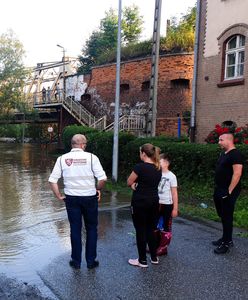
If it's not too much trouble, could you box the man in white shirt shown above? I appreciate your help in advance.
[49,134,107,269]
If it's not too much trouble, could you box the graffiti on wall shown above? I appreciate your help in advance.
[81,87,149,121]
[65,75,87,101]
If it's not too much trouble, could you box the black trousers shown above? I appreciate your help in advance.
[159,204,173,232]
[213,187,240,243]
[131,198,159,263]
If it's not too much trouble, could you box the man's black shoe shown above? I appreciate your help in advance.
[212,238,223,246]
[214,243,230,254]
[69,260,81,269]
[212,238,233,247]
[87,260,99,269]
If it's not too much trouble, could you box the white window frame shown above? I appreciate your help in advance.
[224,35,245,80]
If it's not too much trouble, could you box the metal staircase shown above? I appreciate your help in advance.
[31,92,145,133]
[32,93,107,130]
[62,96,106,130]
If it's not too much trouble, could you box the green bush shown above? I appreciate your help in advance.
[61,126,248,184]
[122,137,248,186]
[60,126,248,229]
[61,127,248,187]
[62,125,136,173]
[87,131,136,173]
[62,125,99,151]
[0,124,24,139]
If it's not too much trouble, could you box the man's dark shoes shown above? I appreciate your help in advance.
[87,260,99,269]
[212,238,233,247]
[69,260,81,269]
[214,243,230,254]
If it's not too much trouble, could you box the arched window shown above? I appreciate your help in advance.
[225,35,245,80]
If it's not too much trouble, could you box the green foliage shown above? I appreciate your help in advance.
[78,5,143,74]
[61,128,248,188]
[234,207,248,228]
[78,5,196,72]
[96,40,152,65]
[164,6,196,52]
[0,30,27,113]
[122,5,143,44]
[85,131,136,173]
[0,124,24,139]
[0,122,57,142]
[62,125,98,151]
[61,127,248,229]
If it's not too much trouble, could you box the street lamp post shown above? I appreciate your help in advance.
[112,0,122,182]
[57,44,66,101]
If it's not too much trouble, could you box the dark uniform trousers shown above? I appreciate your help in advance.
[213,187,240,243]
[65,194,98,266]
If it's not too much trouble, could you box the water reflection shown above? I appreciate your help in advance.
[0,143,130,282]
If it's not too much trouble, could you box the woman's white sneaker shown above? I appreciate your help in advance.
[151,258,159,265]
[128,258,148,268]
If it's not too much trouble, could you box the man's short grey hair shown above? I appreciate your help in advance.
[71,134,87,146]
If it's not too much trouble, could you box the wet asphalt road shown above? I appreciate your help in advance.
[1,208,248,300]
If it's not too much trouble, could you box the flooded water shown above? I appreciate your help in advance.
[0,143,130,292]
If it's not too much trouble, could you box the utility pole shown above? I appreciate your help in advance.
[112,0,122,182]
[190,0,201,143]
[57,44,66,101]
[146,0,162,137]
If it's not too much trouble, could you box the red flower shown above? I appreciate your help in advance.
[222,127,229,133]
[215,127,223,135]
[206,123,248,144]
[235,127,242,133]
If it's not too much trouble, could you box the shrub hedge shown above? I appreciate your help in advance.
[61,126,248,228]
[61,125,248,186]
[62,125,98,151]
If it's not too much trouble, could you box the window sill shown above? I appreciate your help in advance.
[217,78,245,88]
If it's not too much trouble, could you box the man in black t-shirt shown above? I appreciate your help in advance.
[213,133,244,254]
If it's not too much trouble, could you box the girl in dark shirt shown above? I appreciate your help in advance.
[127,143,162,267]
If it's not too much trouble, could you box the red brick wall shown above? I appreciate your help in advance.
[82,53,193,136]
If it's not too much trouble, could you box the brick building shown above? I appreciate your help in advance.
[82,53,193,136]
[194,0,248,142]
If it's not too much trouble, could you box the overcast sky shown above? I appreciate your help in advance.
[0,0,196,67]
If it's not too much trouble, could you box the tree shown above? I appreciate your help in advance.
[78,5,143,74]
[164,5,196,52]
[122,5,143,44]
[0,30,27,113]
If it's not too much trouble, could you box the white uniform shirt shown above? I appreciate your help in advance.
[158,170,177,204]
[48,148,107,196]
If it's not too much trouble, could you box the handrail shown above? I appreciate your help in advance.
[30,92,106,130]
[105,115,146,132]
[104,115,127,131]
[62,97,95,126]
[30,93,145,132]
[90,115,107,130]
